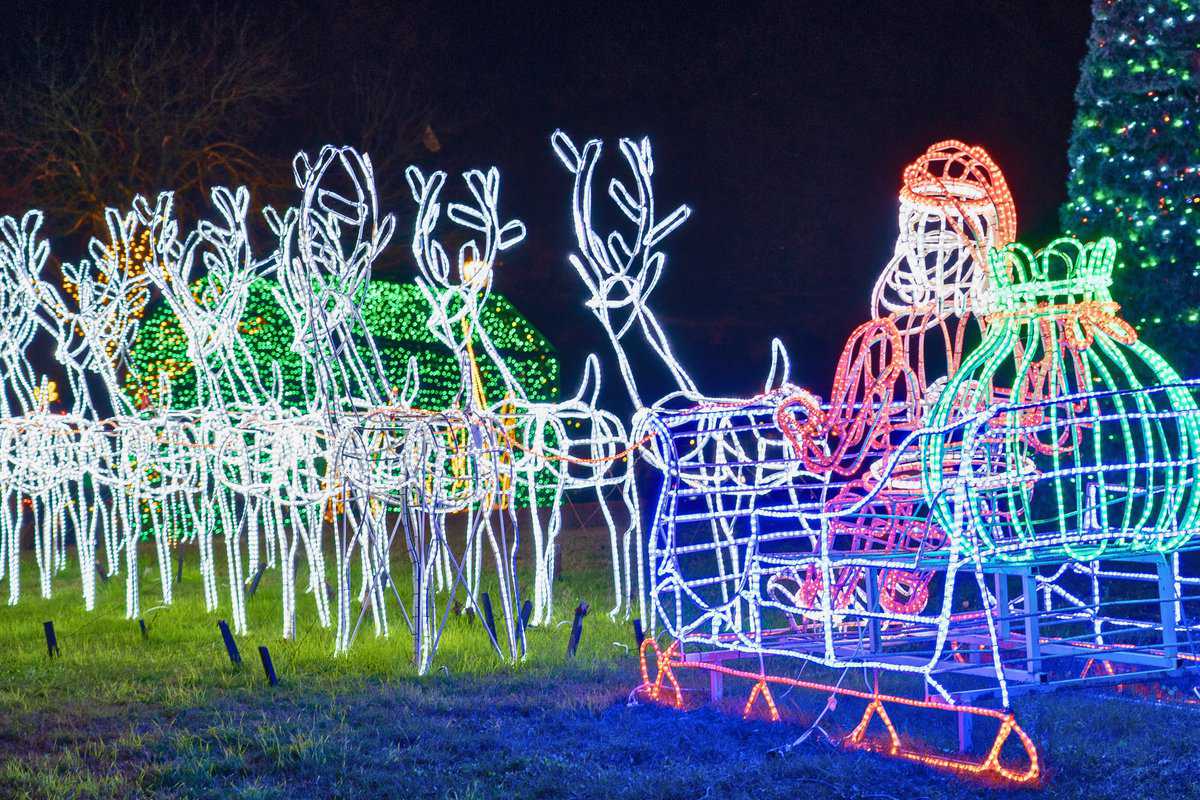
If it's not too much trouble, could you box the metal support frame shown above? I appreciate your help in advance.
[995,572,1011,641]
[956,709,974,753]
[675,552,1200,762]
[709,669,724,701]
[865,566,883,653]
[1020,568,1042,677]
[1158,555,1180,663]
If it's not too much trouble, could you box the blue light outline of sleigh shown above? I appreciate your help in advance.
[636,379,1200,780]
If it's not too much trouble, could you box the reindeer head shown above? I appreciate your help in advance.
[0,212,50,415]
[275,146,395,350]
[63,201,152,369]
[405,165,525,353]
[0,212,49,358]
[552,131,696,407]
[139,187,264,358]
[552,131,690,338]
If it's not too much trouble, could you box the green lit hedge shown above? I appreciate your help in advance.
[125,279,559,411]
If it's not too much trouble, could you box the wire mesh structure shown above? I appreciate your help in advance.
[638,372,1200,782]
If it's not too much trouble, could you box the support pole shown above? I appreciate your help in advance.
[1158,556,1179,664]
[1020,570,1041,677]
[957,709,973,754]
[995,572,1011,641]
[865,566,882,654]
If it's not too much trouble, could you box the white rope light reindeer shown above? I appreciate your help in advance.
[270,145,415,654]
[405,164,529,659]
[0,213,52,604]
[0,206,154,610]
[553,131,805,625]
[407,162,632,628]
[552,133,696,411]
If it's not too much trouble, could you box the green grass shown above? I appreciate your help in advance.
[3,530,1200,799]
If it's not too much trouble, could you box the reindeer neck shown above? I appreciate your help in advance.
[600,304,697,412]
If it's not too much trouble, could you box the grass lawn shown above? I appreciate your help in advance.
[2,525,1200,799]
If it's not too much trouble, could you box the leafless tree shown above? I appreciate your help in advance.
[0,9,298,238]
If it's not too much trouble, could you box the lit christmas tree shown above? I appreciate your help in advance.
[1061,0,1200,372]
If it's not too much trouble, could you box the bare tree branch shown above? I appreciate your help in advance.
[0,7,299,238]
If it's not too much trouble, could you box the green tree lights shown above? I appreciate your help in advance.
[1060,0,1200,372]
[125,278,559,411]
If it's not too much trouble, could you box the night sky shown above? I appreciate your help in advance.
[397,1,1093,404]
[11,1,1095,407]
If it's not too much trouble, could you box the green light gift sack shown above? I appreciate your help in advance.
[922,237,1200,564]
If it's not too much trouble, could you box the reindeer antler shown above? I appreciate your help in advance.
[0,212,51,414]
[552,130,696,407]
[130,186,278,409]
[406,164,526,375]
[274,145,396,410]
[288,146,395,337]
[0,212,50,345]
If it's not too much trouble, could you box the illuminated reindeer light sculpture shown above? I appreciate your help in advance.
[133,186,283,633]
[407,162,630,628]
[0,213,57,605]
[0,145,549,670]
[0,205,153,612]
[404,163,529,666]
[553,131,804,624]
[271,145,417,654]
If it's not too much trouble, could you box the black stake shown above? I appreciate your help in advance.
[248,564,266,598]
[257,645,279,686]
[175,548,185,584]
[217,619,241,666]
[138,618,149,641]
[518,599,533,656]
[520,599,533,631]
[95,562,110,583]
[567,602,589,658]
[43,621,60,658]
[480,592,502,657]
[632,618,645,649]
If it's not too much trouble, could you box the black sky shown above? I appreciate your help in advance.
[391,1,1094,402]
[18,1,1095,406]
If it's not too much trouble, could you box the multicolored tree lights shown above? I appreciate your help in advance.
[1061,0,1200,371]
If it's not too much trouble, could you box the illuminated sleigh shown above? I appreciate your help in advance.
[637,240,1200,784]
